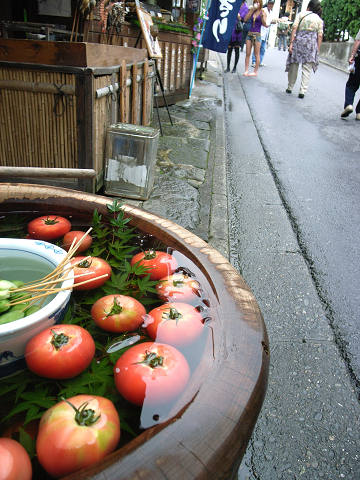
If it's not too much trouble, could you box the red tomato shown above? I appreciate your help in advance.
[145,302,204,347]
[27,215,71,240]
[62,230,93,253]
[114,342,190,406]
[71,256,111,290]
[91,294,146,333]
[25,324,95,379]
[130,250,177,280]
[156,273,201,303]
[0,438,32,480]
[36,395,120,478]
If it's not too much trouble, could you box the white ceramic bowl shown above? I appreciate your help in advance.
[0,238,73,377]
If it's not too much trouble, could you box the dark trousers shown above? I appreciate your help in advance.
[344,53,360,113]
[227,47,240,70]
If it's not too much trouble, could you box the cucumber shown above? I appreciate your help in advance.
[0,290,10,300]
[10,302,29,311]
[0,280,17,290]
[25,305,41,316]
[0,300,11,314]
[9,292,31,302]
[0,309,25,325]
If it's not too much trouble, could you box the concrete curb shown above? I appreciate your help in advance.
[207,52,229,259]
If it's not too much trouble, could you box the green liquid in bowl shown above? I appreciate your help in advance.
[0,252,57,307]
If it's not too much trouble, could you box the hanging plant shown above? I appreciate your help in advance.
[191,16,204,53]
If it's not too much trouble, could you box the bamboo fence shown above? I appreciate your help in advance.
[0,60,155,192]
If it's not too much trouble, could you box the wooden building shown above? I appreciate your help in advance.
[0,0,195,192]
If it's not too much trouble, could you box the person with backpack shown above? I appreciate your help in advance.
[285,0,323,98]
[277,13,290,51]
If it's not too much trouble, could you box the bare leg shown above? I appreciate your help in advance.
[244,39,252,75]
[253,41,261,74]
[248,41,260,76]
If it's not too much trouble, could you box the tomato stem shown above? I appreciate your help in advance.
[163,307,182,324]
[108,297,123,317]
[78,259,92,268]
[51,330,69,350]
[136,350,164,368]
[44,216,59,225]
[61,397,101,426]
[143,249,156,260]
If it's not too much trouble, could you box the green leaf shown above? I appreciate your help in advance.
[0,203,173,444]
[118,417,138,437]
[24,404,44,425]
[0,381,21,397]
[107,200,123,213]
[19,427,36,458]
[3,401,41,423]
[20,392,55,408]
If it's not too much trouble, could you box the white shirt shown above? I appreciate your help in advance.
[260,7,273,41]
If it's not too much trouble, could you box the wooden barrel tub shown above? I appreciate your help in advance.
[0,183,269,480]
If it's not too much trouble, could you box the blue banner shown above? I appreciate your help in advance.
[202,0,244,53]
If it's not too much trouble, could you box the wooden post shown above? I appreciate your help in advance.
[142,60,149,125]
[76,70,95,192]
[110,72,118,125]
[131,63,138,125]
[119,60,127,122]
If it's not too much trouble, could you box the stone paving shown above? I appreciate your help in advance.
[115,50,360,479]
[126,63,229,258]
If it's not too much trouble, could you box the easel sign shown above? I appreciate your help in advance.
[136,4,162,59]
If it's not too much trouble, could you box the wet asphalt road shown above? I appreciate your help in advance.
[229,48,360,388]
[219,48,360,478]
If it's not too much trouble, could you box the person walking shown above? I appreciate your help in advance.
[225,0,249,73]
[252,0,275,67]
[243,0,267,77]
[277,13,290,51]
[341,28,360,120]
[285,0,323,98]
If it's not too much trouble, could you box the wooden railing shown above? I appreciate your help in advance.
[85,22,193,105]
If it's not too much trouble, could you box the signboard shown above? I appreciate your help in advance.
[136,6,162,59]
[202,0,243,53]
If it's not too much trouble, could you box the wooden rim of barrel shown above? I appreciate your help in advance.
[0,183,269,480]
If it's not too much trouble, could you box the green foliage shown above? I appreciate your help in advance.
[102,263,159,304]
[88,200,137,267]
[19,428,36,458]
[128,16,191,35]
[322,0,360,41]
[0,199,159,441]
[154,20,191,35]
[84,200,159,303]
[0,372,57,425]
[0,353,140,438]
